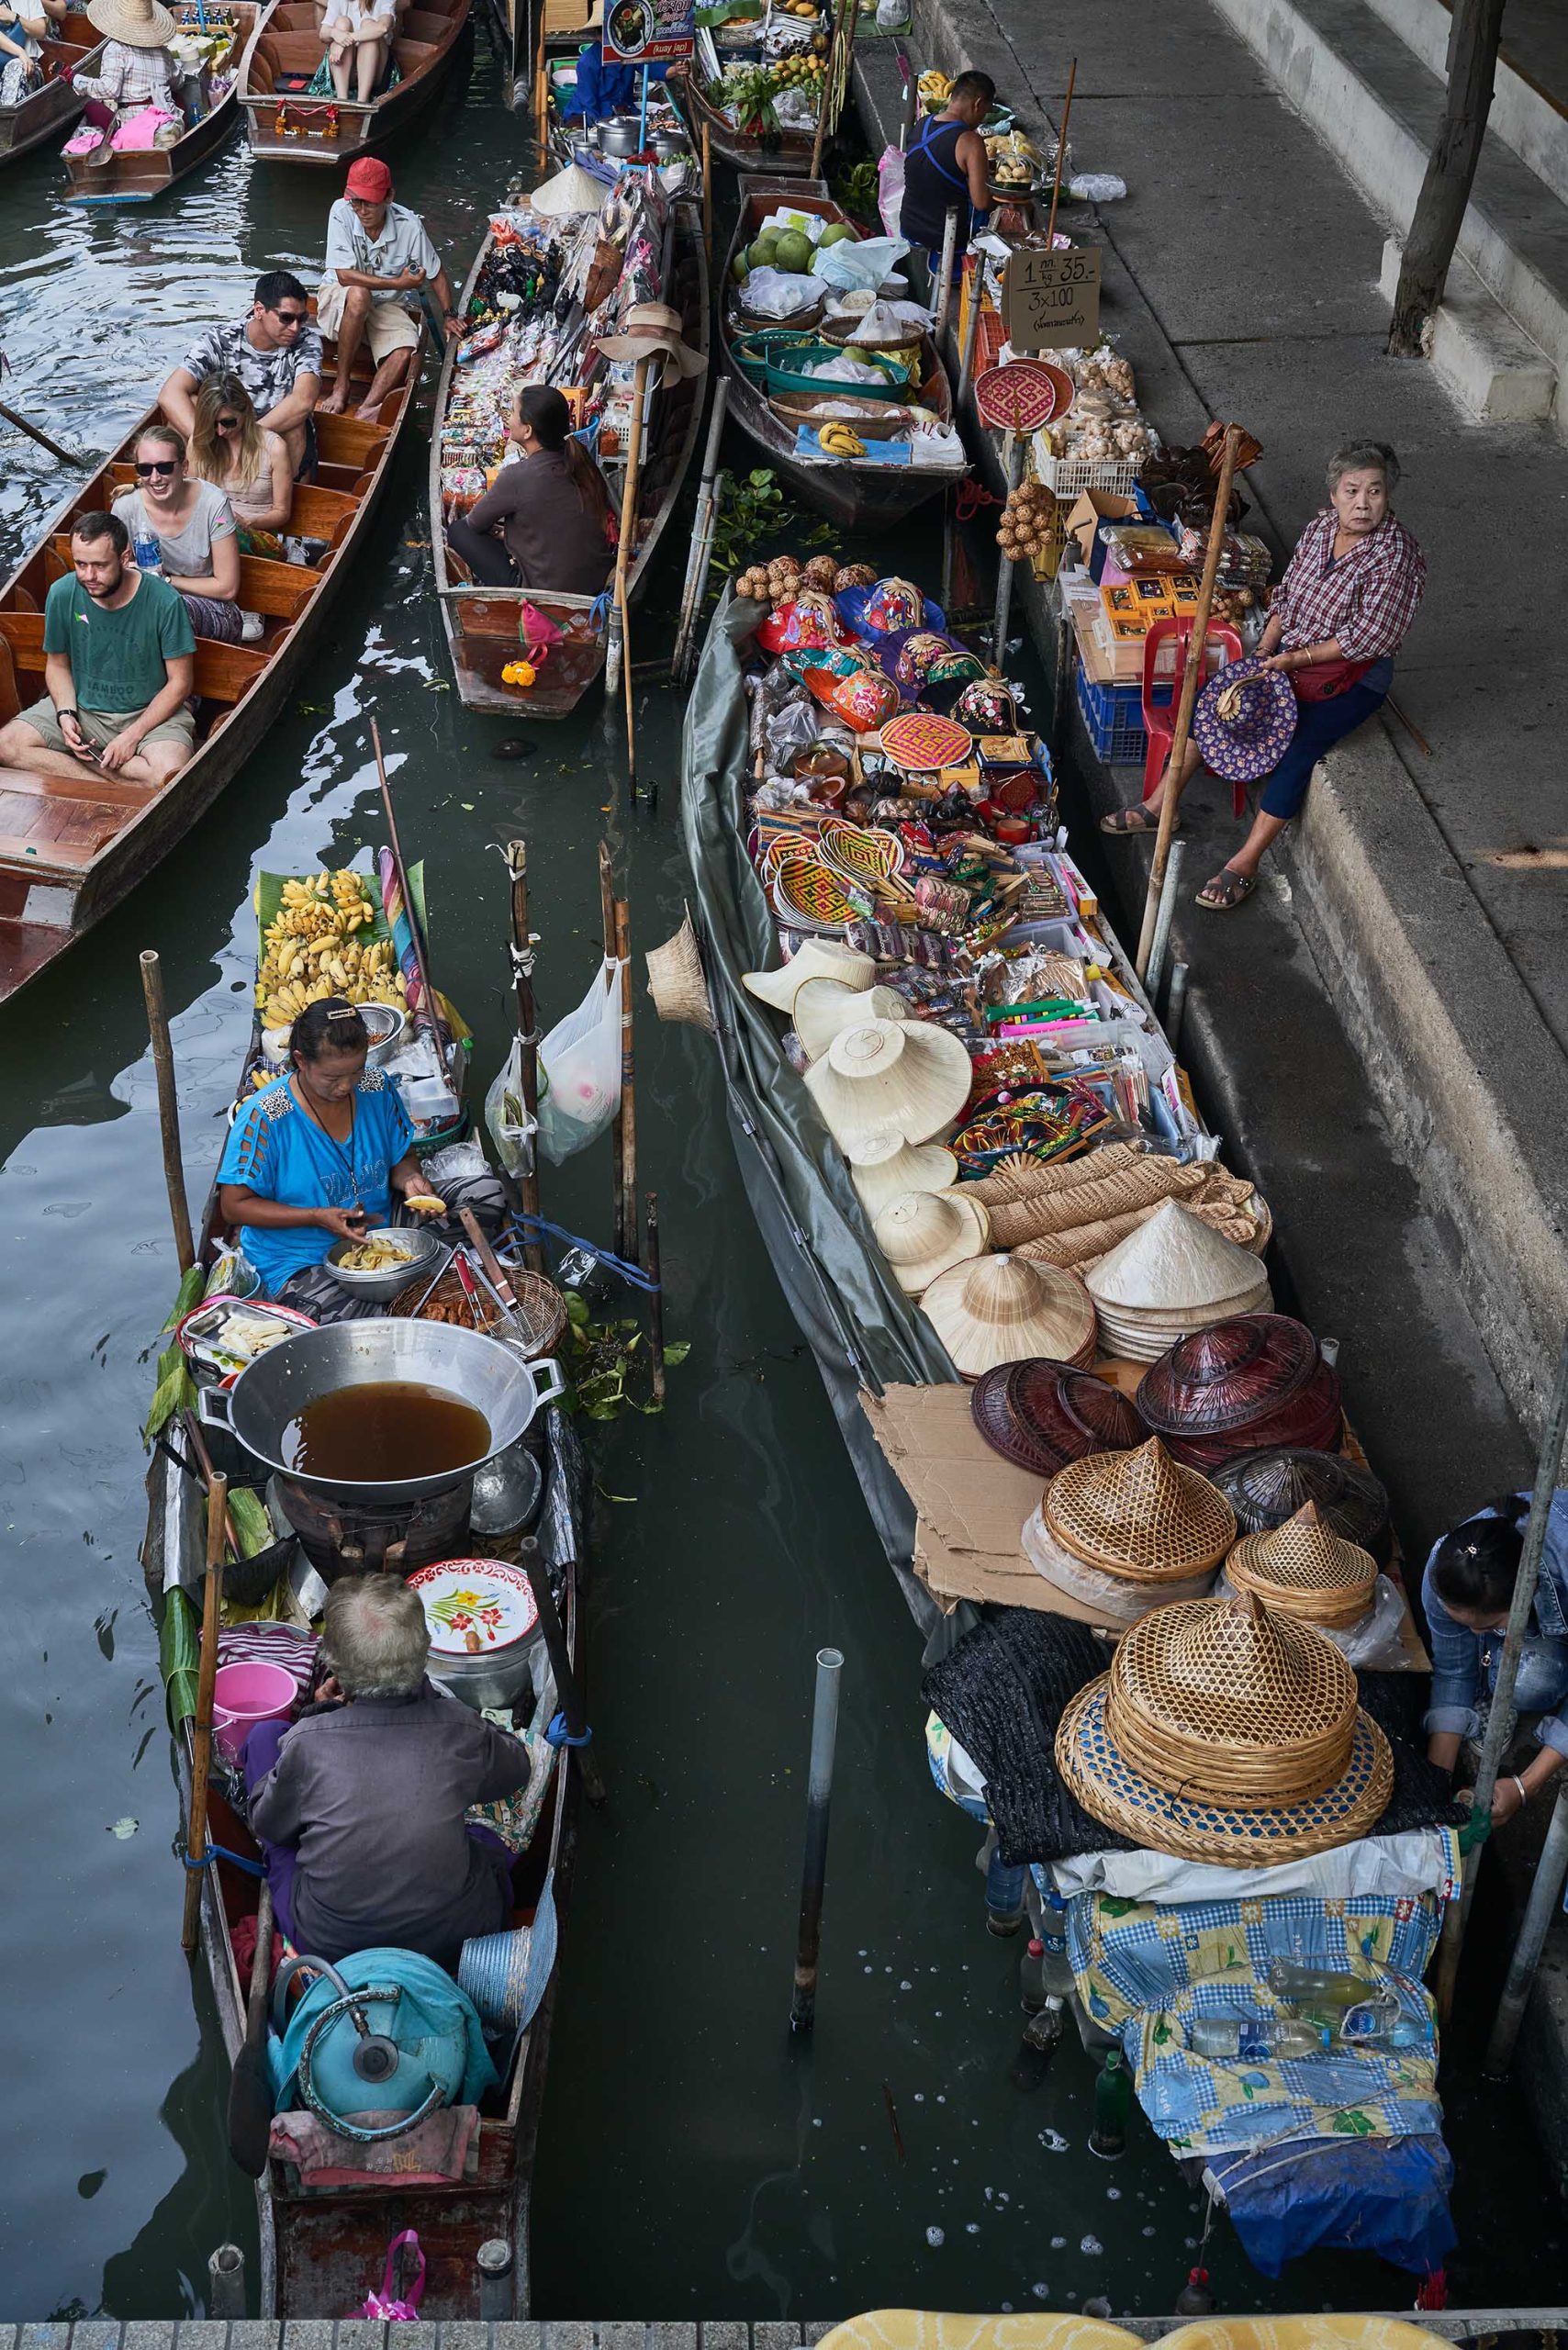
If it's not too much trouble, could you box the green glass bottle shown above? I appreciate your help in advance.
[1089,2045,1133,2159]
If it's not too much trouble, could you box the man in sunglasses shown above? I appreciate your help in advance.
[160,268,323,479]
[0,511,195,787]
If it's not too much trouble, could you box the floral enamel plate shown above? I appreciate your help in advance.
[408,1558,541,1654]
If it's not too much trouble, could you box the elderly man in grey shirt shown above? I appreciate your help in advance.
[244,1574,529,1969]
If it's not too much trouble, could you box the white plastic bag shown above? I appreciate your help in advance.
[485,1035,538,1179]
[741,266,823,318]
[811,231,909,294]
[534,957,623,1165]
[877,144,905,239]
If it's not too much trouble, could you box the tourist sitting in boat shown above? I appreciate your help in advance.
[161,272,323,482]
[0,509,195,785]
[902,68,994,283]
[316,0,402,104]
[0,0,62,104]
[446,385,616,594]
[244,1573,530,1969]
[1424,1489,1568,1825]
[111,422,250,643]
[318,156,461,420]
[216,996,505,1324]
[188,373,293,552]
[68,0,179,137]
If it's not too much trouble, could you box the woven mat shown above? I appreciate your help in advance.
[963,1139,1145,1207]
[1019,1194,1267,1271]
[921,1608,1463,1867]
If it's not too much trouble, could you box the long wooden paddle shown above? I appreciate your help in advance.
[227,1878,275,2177]
[181,1472,227,1955]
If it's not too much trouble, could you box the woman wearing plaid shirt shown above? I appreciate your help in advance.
[1103,441,1426,909]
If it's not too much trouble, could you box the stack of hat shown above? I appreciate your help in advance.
[792,979,908,1062]
[1054,1590,1394,1865]
[1084,1200,1271,1362]
[805,1016,974,1158]
[1223,1501,1379,1631]
[1135,1313,1344,1469]
[1214,1446,1391,1565]
[742,940,875,1014]
[971,1358,1145,1478]
[920,1253,1096,1380]
[874,1190,991,1297]
[847,1133,959,1218]
[1021,1435,1235,1625]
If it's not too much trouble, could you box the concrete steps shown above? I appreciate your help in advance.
[1209,0,1568,432]
[1360,0,1568,209]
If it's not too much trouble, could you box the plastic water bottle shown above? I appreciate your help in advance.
[1019,1937,1047,2014]
[1267,1959,1379,2008]
[1089,2046,1132,2158]
[131,531,162,574]
[1011,1994,1064,2091]
[1190,2014,1329,2060]
[1040,1886,1073,1993]
[983,1839,1026,1937]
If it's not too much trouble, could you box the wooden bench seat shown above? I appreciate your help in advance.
[0,609,267,703]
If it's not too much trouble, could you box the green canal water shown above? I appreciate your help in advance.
[0,37,1562,2324]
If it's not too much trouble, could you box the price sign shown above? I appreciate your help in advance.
[603,0,694,63]
[1002,246,1102,352]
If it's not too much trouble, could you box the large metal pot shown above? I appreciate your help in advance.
[599,114,640,157]
[198,1319,566,1504]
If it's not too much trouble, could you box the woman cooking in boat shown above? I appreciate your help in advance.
[445,384,617,593]
[217,998,504,1323]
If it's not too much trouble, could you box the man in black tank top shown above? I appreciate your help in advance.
[902,69,996,277]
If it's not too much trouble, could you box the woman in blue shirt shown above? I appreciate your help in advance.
[1422,1491,1568,1824]
[218,998,443,1321]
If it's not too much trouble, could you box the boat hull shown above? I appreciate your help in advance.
[0,15,94,164]
[60,6,259,203]
[238,0,469,162]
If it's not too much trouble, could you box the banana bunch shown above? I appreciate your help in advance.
[918,68,950,108]
[818,421,866,458]
[257,867,409,1030]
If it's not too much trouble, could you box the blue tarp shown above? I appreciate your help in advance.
[1207,2133,1457,2277]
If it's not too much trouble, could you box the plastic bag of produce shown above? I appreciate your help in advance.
[811,232,909,293]
[485,1035,538,1179]
[534,957,623,1164]
[742,266,823,318]
[877,143,905,237]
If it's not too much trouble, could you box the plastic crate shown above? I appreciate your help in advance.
[1033,437,1140,499]
[1075,662,1148,767]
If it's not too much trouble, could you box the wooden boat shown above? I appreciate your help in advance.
[142,1065,586,2315]
[61,2,260,203]
[0,326,421,1003]
[720,176,959,532]
[666,59,815,176]
[237,0,469,163]
[431,197,710,718]
[0,7,95,165]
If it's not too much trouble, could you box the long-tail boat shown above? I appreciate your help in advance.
[237,0,469,163]
[62,1,259,202]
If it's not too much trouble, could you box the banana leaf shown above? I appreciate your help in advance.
[144,1339,196,1445]
[161,1586,199,1731]
[159,1263,205,1334]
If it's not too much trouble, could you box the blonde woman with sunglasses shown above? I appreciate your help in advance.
[110,422,249,643]
[189,372,293,548]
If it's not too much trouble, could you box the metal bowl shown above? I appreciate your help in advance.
[324,1224,443,1303]
[360,1002,407,1066]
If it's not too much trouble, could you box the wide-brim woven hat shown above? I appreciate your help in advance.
[743,939,875,1013]
[1214,1444,1392,1564]
[793,978,909,1063]
[1160,1357,1344,1470]
[1137,1313,1321,1438]
[804,1016,973,1153]
[848,1133,958,1216]
[1023,1502,1215,1624]
[921,1252,1096,1380]
[1226,1500,1379,1628]
[1193,655,1298,785]
[972,1358,1145,1479]
[596,301,708,383]
[874,1187,990,1295]
[87,0,176,42]
[1054,1591,1394,1865]
[1045,1435,1236,1582]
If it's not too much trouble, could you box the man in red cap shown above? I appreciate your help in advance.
[317,155,461,418]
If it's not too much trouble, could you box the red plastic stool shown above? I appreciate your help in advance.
[1140,616,1245,811]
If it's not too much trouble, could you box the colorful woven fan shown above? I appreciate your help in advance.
[768,845,868,934]
[974,359,1062,434]
[817,818,906,891]
[879,711,974,774]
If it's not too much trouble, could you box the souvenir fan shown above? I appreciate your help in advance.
[920,1252,1096,1380]
[768,845,865,935]
[1085,1199,1271,1362]
[879,711,974,773]
[1054,1591,1394,1865]
[803,1015,975,1154]
[951,1080,1113,1175]
[952,674,1020,733]
[874,1188,991,1296]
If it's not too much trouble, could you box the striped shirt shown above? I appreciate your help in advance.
[1271,509,1427,663]
[74,36,175,106]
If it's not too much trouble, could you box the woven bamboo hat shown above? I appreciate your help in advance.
[644,909,714,1033]
[743,940,874,1012]
[87,0,176,43]
[1023,1502,1217,1624]
[1087,1200,1271,1360]
[920,1252,1096,1379]
[804,1016,973,1153]
[848,1133,958,1216]
[873,1188,990,1295]
[1226,1501,1378,1629]
[1055,1591,1394,1864]
[1215,1446,1391,1563]
[1045,1435,1235,1583]
[793,978,909,1062]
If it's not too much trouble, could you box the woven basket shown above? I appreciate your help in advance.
[1044,1435,1236,1582]
[963,1140,1145,1209]
[770,390,918,441]
[1226,1501,1378,1628]
[646,909,715,1035]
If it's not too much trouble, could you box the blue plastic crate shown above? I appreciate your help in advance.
[1075,664,1148,767]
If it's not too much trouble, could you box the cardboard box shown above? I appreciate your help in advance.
[1065,490,1139,581]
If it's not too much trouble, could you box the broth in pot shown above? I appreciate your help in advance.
[282,1382,491,1485]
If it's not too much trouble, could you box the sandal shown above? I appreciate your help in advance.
[1100,805,1175,837]
[1196,867,1257,911]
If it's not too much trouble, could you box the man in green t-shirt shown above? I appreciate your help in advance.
[0,510,196,787]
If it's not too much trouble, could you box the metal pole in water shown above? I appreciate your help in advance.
[1165,959,1189,1055]
[207,2244,246,2320]
[1145,837,1187,1001]
[476,2237,514,2319]
[991,431,1025,664]
[790,1645,844,2035]
[934,207,959,348]
[1486,1778,1568,2075]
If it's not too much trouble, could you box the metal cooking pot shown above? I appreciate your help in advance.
[198,1319,566,1504]
[599,115,641,157]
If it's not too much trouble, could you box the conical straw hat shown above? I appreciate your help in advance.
[87,0,175,43]
[1226,1501,1378,1628]
[920,1252,1095,1379]
[1045,1435,1235,1582]
[1054,1591,1394,1864]
[793,978,909,1063]
[1023,1503,1216,1623]
[873,1188,990,1295]
[743,940,875,1012]
[644,909,714,1033]
[1087,1198,1268,1315]
[848,1134,958,1216]
[804,1016,973,1153]
[530,162,610,217]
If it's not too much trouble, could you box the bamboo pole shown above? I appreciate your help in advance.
[1134,425,1242,978]
[181,1472,227,1955]
[673,377,730,682]
[1043,57,1077,251]
[810,0,849,179]
[956,253,984,406]
[599,843,626,1258]
[646,1191,666,1402]
[370,718,439,1022]
[610,354,652,789]
[701,120,712,270]
[140,949,195,1275]
[0,398,90,466]
[615,895,638,1266]
[504,839,544,1273]
[991,430,1025,663]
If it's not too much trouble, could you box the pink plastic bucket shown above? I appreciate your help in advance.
[212,1660,297,1762]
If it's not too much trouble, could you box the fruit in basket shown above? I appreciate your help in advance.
[748,229,782,269]
[732,253,749,284]
[819,221,856,248]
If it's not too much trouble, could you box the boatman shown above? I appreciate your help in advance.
[317,156,462,420]
[902,67,995,285]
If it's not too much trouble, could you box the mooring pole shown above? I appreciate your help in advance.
[790,1645,844,2035]
[1486,1778,1568,2076]
[207,2244,246,2320]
